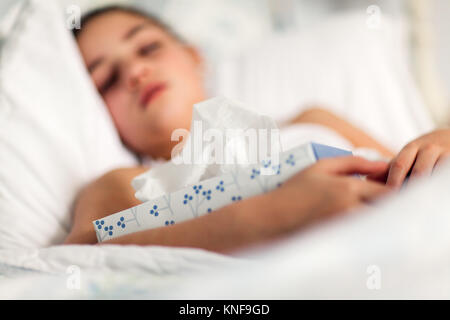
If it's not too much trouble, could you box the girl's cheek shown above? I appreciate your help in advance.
[160,47,192,70]
[105,92,127,121]
[106,89,126,110]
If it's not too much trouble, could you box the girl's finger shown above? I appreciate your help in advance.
[386,145,418,188]
[356,179,391,203]
[366,167,389,183]
[410,146,441,180]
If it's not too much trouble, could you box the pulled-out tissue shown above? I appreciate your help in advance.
[132,96,280,202]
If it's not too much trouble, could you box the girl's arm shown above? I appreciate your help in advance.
[64,157,390,254]
[64,167,148,244]
[287,108,394,158]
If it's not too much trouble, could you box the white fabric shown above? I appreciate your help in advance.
[127,0,273,68]
[209,12,436,152]
[280,124,387,161]
[0,244,243,299]
[168,160,450,299]
[1,160,450,299]
[279,123,353,151]
[0,0,138,249]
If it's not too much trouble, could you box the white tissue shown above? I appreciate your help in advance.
[132,96,280,202]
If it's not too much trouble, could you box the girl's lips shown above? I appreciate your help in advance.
[140,83,167,108]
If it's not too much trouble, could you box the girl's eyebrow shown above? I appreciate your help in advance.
[88,23,152,73]
[123,22,151,40]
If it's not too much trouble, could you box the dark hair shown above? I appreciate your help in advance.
[72,5,183,42]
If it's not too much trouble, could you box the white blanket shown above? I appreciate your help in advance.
[1,160,450,299]
[0,244,244,299]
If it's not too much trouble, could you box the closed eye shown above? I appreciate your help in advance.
[99,68,119,94]
[139,41,161,56]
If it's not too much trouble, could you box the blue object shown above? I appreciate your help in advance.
[311,142,352,160]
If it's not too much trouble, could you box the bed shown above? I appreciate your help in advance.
[0,0,449,299]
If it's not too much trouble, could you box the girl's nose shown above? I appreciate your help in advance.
[128,64,151,90]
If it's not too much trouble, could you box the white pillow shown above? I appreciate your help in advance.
[138,0,272,62]
[0,0,138,249]
[210,12,436,152]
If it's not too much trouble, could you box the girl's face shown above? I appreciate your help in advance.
[76,11,206,159]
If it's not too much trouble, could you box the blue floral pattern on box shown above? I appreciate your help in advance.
[93,142,352,242]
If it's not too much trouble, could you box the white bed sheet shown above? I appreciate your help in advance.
[170,161,450,299]
[1,160,450,299]
[0,244,245,299]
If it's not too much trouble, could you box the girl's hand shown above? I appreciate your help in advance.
[266,156,391,232]
[384,129,450,188]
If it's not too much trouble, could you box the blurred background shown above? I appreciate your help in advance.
[1,0,447,124]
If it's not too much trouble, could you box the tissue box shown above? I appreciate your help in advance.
[93,142,352,242]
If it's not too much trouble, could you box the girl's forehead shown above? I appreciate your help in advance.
[76,12,164,66]
[79,11,151,43]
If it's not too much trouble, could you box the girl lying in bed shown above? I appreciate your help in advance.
[64,6,450,253]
